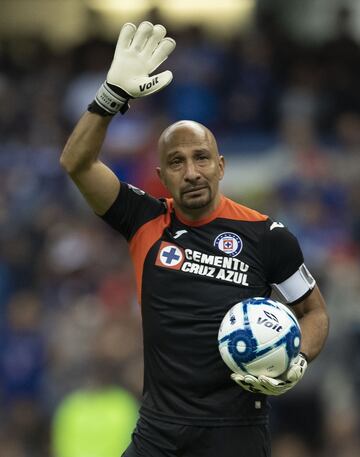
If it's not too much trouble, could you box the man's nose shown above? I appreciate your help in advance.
[184,160,201,181]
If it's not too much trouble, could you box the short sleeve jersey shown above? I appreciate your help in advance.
[101,183,313,426]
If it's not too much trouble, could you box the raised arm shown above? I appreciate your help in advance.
[60,21,176,215]
[60,113,119,215]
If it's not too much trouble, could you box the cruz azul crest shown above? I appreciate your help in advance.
[214,232,243,257]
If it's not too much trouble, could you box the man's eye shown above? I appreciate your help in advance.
[170,158,182,166]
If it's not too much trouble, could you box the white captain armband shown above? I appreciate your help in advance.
[271,263,316,304]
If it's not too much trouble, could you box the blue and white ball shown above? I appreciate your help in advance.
[218,297,301,378]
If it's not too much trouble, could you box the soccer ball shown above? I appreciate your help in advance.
[218,297,301,378]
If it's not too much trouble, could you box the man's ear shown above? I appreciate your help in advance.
[156,167,165,185]
[219,155,225,181]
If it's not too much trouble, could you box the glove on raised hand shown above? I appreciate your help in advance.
[231,353,308,396]
[91,21,176,115]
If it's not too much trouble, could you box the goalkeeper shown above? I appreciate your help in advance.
[60,22,329,457]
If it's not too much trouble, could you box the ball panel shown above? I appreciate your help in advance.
[246,345,289,377]
[219,343,246,374]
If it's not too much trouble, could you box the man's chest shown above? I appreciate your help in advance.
[143,218,268,292]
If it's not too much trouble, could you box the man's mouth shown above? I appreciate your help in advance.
[182,186,207,195]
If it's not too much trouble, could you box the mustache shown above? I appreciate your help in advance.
[181,185,209,194]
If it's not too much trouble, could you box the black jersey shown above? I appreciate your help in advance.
[101,183,310,426]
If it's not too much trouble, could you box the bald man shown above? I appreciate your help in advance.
[60,22,328,457]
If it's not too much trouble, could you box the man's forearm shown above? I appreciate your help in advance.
[299,303,329,362]
[60,112,112,175]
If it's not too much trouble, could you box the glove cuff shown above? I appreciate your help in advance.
[88,100,114,117]
[300,352,309,363]
[92,81,130,115]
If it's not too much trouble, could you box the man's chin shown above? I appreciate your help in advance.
[181,195,211,210]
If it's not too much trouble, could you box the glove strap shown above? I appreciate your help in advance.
[88,100,114,117]
[90,81,130,116]
[300,352,309,363]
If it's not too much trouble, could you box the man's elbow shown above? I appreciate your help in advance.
[59,153,87,176]
[319,305,330,338]
[59,153,72,174]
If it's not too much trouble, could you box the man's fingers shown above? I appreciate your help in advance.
[244,375,259,385]
[142,24,167,57]
[116,23,137,51]
[259,375,286,388]
[148,38,176,73]
[286,366,301,382]
[232,372,296,396]
[231,376,255,392]
[259,375,282,386]
[259,375,293,395]
[231,373,248,382]
[130,21,154,52]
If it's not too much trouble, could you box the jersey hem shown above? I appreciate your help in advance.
[140,405,269,427]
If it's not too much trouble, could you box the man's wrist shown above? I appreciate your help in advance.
[87,100,114,117]
[90,81,130,116]
[300,352,309,363]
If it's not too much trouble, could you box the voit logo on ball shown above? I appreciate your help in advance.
[214,232,243,257]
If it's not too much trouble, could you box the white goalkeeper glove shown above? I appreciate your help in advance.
[89,21,176,116]
[231,353,308,396]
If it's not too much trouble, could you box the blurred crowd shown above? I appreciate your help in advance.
[0,5,360,457]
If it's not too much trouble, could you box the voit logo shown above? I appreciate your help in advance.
[155,242,184,270]
[257,312,283,332]
[214,232,243,257]
[140,77,159,92]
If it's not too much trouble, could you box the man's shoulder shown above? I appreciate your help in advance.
[220,196,269,223]
[161,197,174,213]
[100,182,170,240]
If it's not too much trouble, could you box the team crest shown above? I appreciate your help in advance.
[155,242,184,270]
[214,232,243,257]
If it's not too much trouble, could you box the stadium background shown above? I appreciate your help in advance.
[0,0,359,456]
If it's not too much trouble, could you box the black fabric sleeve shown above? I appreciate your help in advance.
[100,182,166,241]
[260,220,304,284]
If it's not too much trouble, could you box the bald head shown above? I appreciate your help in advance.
[158,120,219,162]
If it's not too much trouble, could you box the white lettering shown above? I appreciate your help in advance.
[198,265,215,277]
[233,272,243,284]
[182,262,192,272]
[239,262,249,272]
[193,250,201,262]
[222,257,233,269]
[185,249,193,260]
[174,247,250,286]
[225,270,235,281]
[200,254,214,265]
[189,263,199,274]
[216,269,226,280]
[214,257,223,267]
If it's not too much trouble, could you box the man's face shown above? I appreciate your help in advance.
[157,123,224,217]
